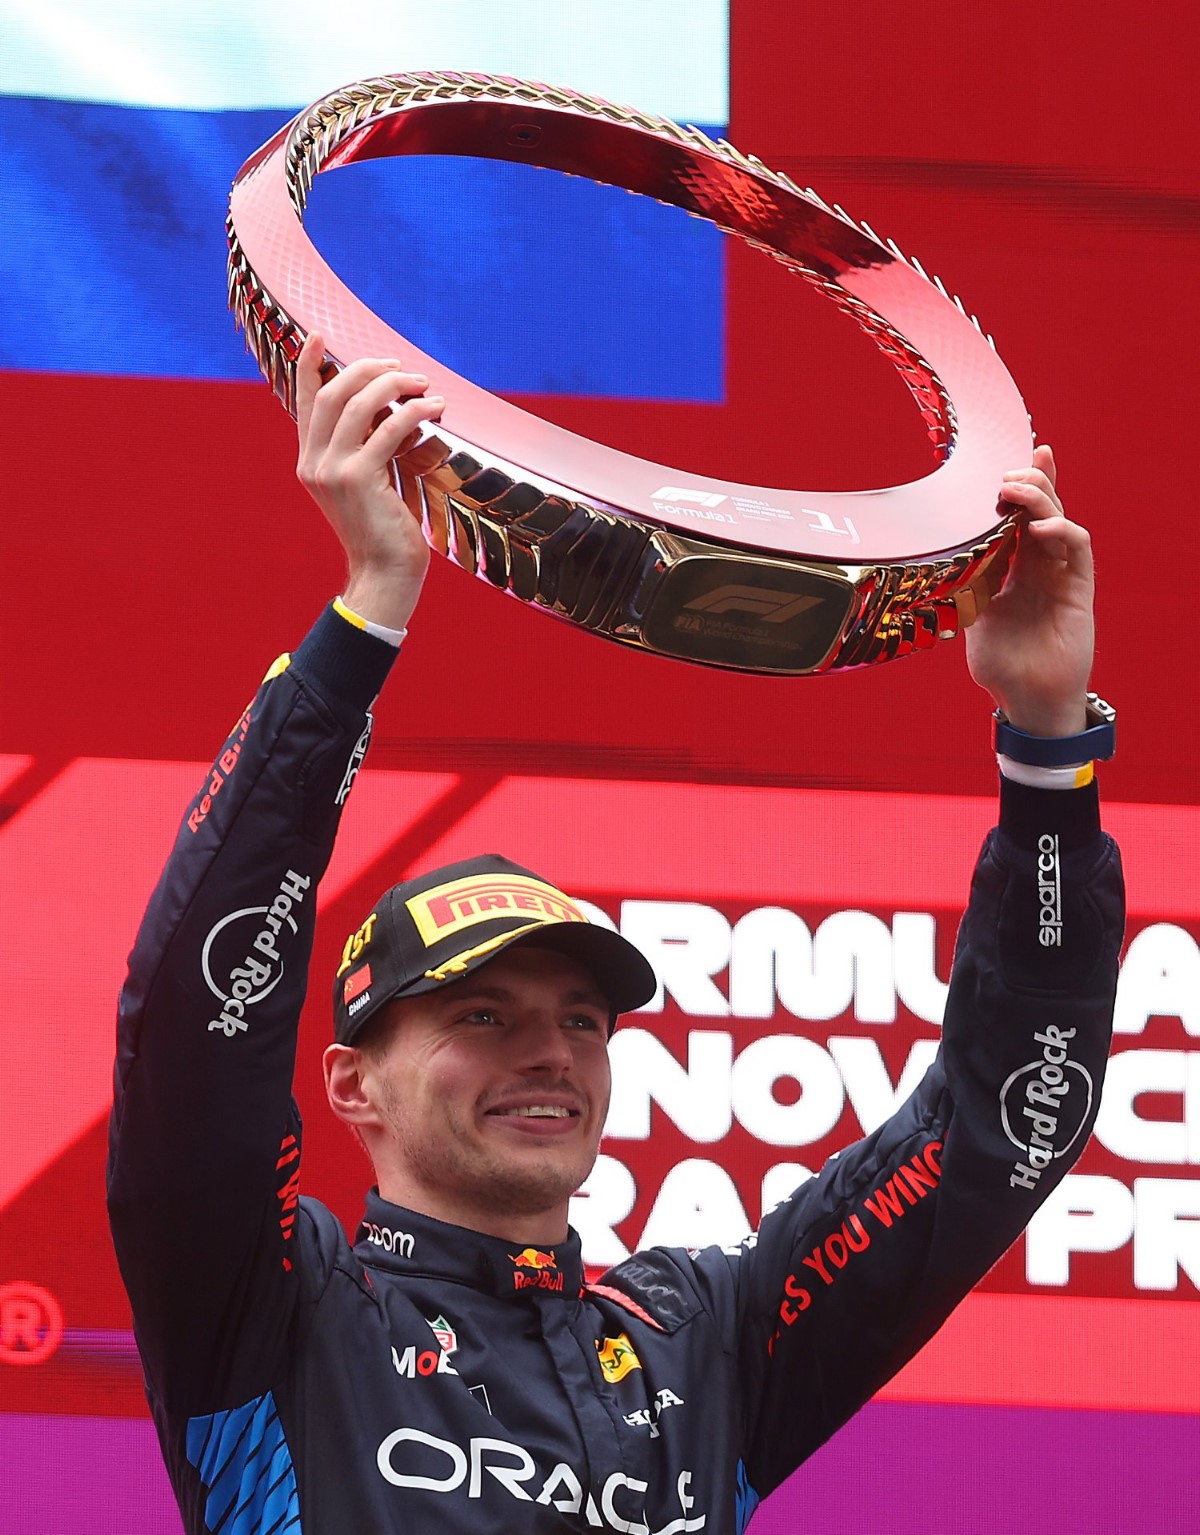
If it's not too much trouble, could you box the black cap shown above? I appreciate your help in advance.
[332,854,657,1044]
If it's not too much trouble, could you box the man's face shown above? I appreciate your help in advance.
[355,945,613,1232]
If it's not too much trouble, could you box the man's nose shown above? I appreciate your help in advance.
[516,1017,575,1073]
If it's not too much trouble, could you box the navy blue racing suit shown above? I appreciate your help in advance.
[108,604,1124,1534]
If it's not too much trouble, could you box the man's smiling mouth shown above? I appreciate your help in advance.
[492,1105,577,1119]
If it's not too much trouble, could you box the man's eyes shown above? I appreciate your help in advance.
[458,1008,605,1031]
[565,1012,606,1033]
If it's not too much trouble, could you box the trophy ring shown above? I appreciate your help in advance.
[227,71,1030,675]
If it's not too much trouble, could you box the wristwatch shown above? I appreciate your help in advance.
[993,692,1117,766]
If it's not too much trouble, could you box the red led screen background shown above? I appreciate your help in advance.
[1,4,1197,1531]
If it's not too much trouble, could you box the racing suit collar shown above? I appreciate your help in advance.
[354,1189,585,1300]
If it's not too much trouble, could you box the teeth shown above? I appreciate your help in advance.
[509,1105,570,1118]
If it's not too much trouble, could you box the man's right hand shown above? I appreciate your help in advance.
[295,331,444,633]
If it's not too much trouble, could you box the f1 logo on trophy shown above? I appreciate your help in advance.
[227,71,1030,675]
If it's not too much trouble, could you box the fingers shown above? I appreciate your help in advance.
[1022,513,1093,572]
[297,346,443,487]
[1000,444,1062,529]
[347,382,444,470]
[1001,467,1064,520]
[1032,442,1057,489]
[315,362,432,446]
[998,447,1089,573]
[294,330,326,440]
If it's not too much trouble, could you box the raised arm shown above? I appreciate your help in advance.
[625,450,1124,1502]
[107,343,438,1412]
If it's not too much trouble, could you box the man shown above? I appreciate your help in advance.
[108,335,1124,1533]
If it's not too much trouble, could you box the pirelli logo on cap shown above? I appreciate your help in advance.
[407,875,588,948]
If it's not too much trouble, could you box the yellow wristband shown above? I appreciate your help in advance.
[997,755,1095,790]
[333,596,406,647]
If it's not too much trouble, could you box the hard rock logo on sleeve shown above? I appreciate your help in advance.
[1000,1024,1095,1191]
[203,870,311,1037]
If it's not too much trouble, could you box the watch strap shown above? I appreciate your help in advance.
[993,692,1116,767]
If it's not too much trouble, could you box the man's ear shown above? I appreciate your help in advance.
[323,1043,378,1127]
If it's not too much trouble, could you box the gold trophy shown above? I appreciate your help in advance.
[228,72,1029,674]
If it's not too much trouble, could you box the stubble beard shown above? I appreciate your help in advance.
[378,1078,598,1224]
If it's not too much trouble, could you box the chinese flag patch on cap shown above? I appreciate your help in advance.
[343,965,372,1005]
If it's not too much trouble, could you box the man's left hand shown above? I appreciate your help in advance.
[965,445,1094,738]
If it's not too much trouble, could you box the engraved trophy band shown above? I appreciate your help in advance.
[227,71,1031,674]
